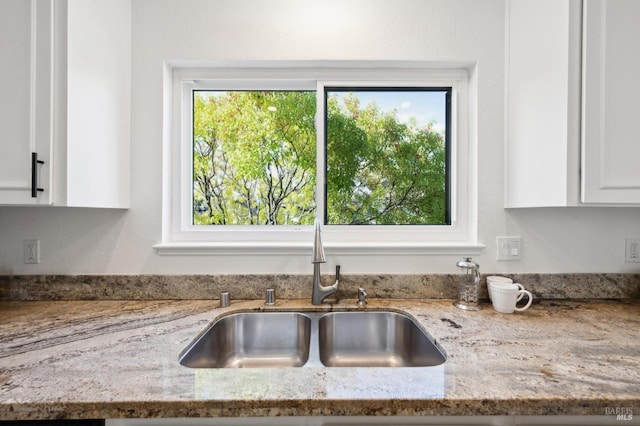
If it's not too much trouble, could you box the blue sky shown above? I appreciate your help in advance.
[329,90,447,134]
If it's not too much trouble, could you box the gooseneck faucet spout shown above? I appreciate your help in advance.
[311,219,339,305]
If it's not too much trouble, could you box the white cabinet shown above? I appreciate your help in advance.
[581,0,640,203]
[505,0,640,207]
[0,0,54,205]
[505,0,582,208]
[0,0,130,208]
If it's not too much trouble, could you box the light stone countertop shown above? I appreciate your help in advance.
[0,298,639,420]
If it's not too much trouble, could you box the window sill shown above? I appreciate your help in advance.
[153,242,486,256]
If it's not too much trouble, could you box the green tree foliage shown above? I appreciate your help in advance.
[192,90,447,226]
[193,91,316,225]
[326,93,447,225]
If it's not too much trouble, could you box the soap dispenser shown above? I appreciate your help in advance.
[454,257,481,311]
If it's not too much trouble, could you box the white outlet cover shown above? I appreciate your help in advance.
[625,238,640,263]
[24,239,41,264]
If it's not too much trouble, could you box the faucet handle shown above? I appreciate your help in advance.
[357,287,367,306]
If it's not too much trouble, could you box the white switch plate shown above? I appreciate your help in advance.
[497,236,521,261]
[24,239,40,264]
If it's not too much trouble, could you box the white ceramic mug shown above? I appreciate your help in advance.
[488,281,525,301]
[486,276,524,301]
[491,286,533,314]
[486,275,513,284]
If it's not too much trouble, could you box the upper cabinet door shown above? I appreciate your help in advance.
[505,0,582,208]
[582,0,640,204]
[0,0,130,208]
[0,0,54,205]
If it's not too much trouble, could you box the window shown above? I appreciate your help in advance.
[158,63,479,255]
[323,87,451,226]
[192,90,317,226]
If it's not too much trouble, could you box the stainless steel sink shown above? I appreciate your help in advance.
[179,310,446,368]
[318,311,446,367]
[179,312,311,368]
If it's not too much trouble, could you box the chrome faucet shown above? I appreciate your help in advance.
[311,219,339,305]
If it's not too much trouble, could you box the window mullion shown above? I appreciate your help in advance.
[316,81,328,225]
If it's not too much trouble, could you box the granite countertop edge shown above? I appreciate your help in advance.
[5,397,640,420]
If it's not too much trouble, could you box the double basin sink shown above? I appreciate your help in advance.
[179,310,446,368]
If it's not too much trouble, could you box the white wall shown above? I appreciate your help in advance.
[1,0,639,275]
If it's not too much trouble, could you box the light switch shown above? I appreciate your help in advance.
[497,236,521,261]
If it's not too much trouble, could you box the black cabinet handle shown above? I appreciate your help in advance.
[31,152,44,198]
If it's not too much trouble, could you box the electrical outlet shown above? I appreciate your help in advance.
[625,238,640,263]
[496,236,522,261]
[24,239,40,264]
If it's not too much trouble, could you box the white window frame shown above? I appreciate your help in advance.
[155,62,483,256]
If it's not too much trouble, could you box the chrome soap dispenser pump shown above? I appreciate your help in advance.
[454,257,481,311]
